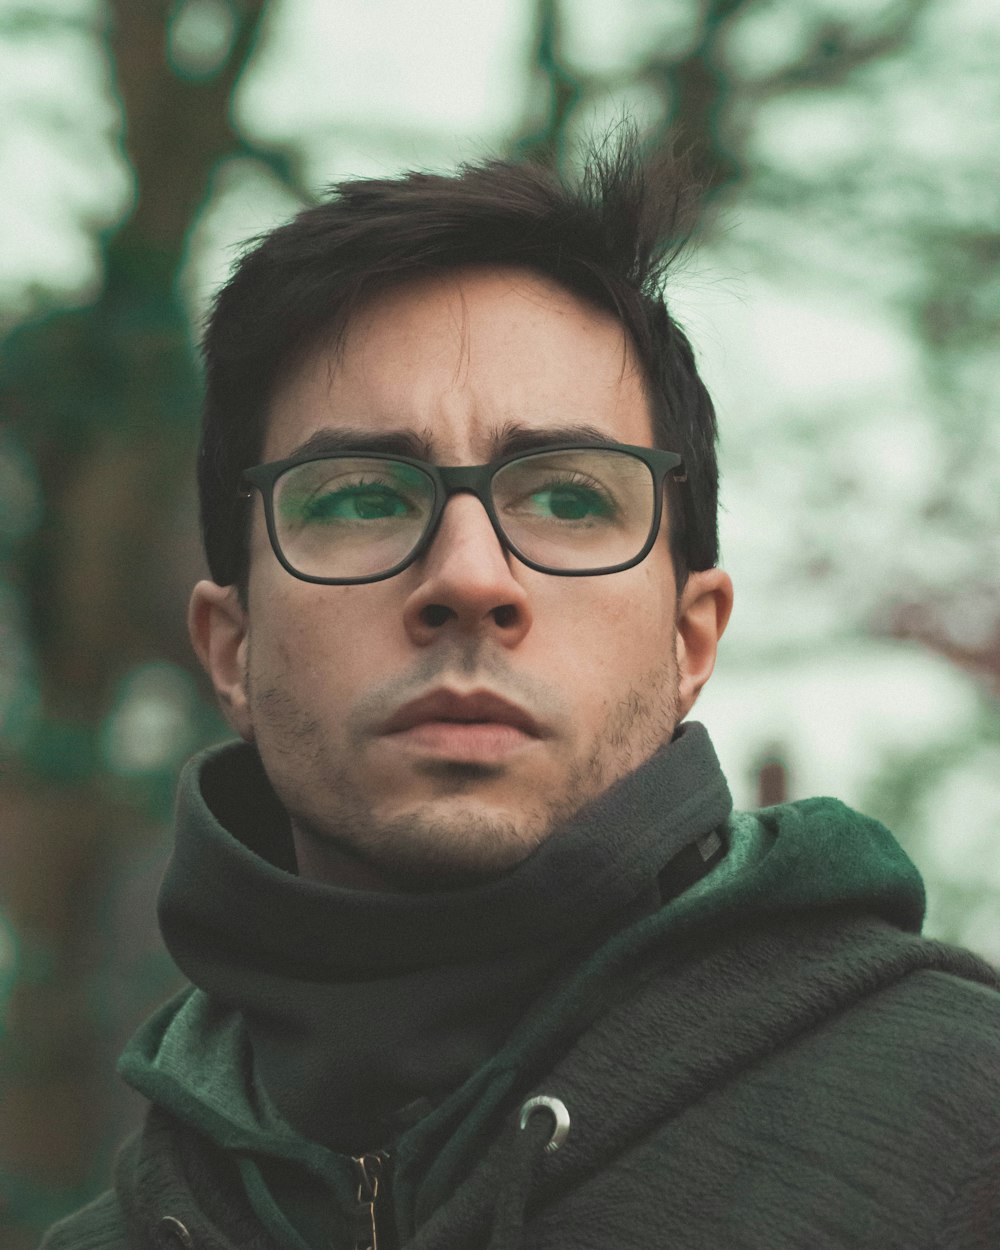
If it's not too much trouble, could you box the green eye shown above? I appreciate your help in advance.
[278,470,424,529]
[529,484,614,521]
[301,485,410,522]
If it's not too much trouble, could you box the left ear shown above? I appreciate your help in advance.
[674,568,734,719]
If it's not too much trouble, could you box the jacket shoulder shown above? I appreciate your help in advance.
[886,965,1000,1095]
[917,964,1000,1009]
[38,1187,127,1250]
[893,964,1000,1046]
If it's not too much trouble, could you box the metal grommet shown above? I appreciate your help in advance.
[156,1215,194,1248]
[518,1095,571,1154]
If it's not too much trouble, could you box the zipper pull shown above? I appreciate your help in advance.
[352,1152,392,1250]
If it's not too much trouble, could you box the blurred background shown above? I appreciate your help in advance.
[0,0,998,1244]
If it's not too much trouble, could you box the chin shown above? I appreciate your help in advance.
[352,805,548,891]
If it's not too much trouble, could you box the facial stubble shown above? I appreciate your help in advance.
[245,645,681,891]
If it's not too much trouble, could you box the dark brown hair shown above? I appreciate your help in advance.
[198,122,720,593]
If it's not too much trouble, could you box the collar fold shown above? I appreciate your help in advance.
[156,721,732,1151]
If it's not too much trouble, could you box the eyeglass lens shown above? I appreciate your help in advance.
[271,448,656,580]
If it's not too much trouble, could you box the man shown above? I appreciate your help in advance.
[43,127,1000,1250]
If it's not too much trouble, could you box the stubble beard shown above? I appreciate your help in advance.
[250,654,681,891]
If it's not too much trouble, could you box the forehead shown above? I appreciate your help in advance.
[263,265,654,462]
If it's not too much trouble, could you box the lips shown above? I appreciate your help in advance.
[379,689,543,738]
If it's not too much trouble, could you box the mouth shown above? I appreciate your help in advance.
[378,689,545,762]
[379,688,544,738]
[386,719,537,762]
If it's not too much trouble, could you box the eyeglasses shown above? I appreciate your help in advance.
[241,441,686,585]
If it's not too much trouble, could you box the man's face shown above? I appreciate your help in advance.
[191,266,732,889]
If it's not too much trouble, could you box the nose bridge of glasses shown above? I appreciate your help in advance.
[436,462,495,500]
[429,463,507,554]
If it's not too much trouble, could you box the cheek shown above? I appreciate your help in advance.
[607,556,676,631]
[247,577,356,697]
[252,571,407,704]
[538,566,674,676]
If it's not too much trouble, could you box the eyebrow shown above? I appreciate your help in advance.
[285,421,622,463]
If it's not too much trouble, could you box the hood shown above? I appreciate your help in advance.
[137,721,734,1155]
[118,723,935,1245]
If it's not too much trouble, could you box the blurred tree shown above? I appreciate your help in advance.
[0,2,302,1241]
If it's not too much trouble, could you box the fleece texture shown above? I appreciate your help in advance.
[40,723,1000,1249]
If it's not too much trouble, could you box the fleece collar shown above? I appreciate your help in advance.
[154,721,732,1151]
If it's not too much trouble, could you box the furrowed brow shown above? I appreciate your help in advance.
[286,421,620,463]
[287,426,433,460]
[490,421,620,456]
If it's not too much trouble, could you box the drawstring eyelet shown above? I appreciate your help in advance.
[518,1095,571,1154]
[488,1096,572,1250]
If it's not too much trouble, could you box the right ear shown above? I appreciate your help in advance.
[188,580,254,742]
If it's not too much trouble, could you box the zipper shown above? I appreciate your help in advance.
[352,1152,393,1250]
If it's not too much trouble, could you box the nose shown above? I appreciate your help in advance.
[401,492,533,644]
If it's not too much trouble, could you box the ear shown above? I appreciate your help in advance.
[674,568,734,720]
[188,579,254,742]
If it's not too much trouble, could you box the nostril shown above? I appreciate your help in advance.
[494,604,517,628]
[421,604,452,627]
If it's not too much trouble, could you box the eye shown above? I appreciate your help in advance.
[302,481,412,522]
[506,472,618,524]
[278,470,424,529]
[530,481,613,520]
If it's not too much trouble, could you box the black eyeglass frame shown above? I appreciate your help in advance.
[241,441,687,585]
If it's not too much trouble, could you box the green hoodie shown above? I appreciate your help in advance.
[42,722,1000,1249]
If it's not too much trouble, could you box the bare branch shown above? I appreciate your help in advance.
[751,0,936,96]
